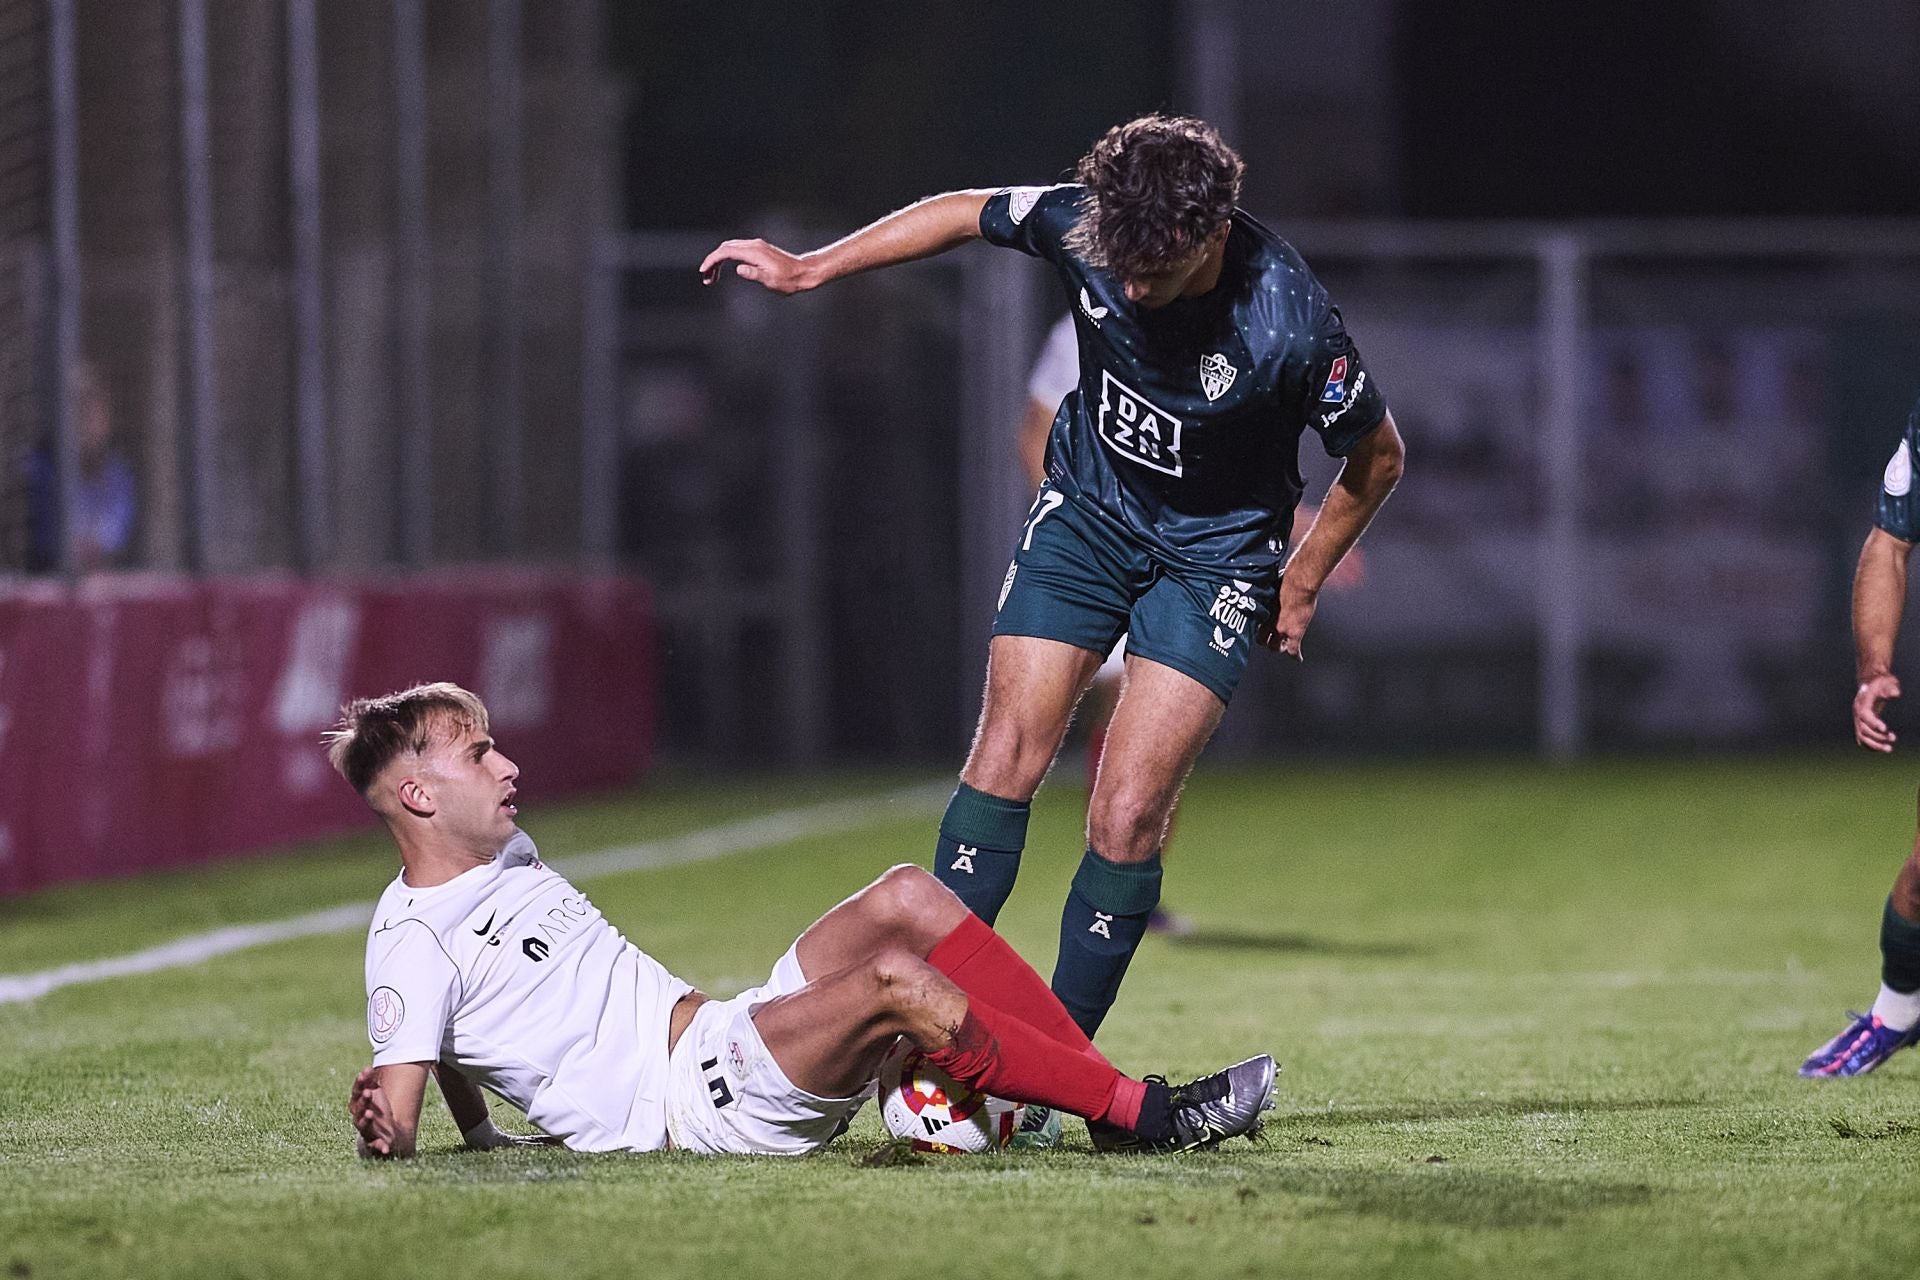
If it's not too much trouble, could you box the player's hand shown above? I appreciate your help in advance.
[1855,673,1901,752]
[1263,576,1317,659]
[349,1066,403,1158]
[698,239,813,293]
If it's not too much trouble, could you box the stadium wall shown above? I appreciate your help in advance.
[0,569,654,897]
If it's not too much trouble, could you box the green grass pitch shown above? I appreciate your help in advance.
[4,757,1919,1279]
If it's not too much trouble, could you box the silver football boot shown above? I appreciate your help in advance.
[1090,1053,1279,1153]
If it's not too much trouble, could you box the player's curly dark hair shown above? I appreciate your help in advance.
[1064,115,1244,279]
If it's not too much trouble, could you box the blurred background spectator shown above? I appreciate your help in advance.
[21,360,135,572]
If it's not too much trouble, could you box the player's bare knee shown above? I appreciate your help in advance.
[1089,789,1167,863]
[866,864,947,925]
[864,947,941,1013]
[863,945,915,990]
[963,720,1055,797]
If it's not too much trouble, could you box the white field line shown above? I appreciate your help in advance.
[0,780,951,1007]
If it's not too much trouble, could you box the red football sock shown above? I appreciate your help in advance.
[926,913,1112,1067]
[926,1003,1145,1128]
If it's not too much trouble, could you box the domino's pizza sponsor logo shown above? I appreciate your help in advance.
[1317,369,1368,431]
[368,986,405,1044]
[1885,440,1913,497]
[1006,187,1044,225]
[1319,355,1350,403]
[1096,370,1184,477]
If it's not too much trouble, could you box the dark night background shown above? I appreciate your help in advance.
[612,0,1920,227]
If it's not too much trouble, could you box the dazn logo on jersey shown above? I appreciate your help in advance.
[1319,356,1349,403]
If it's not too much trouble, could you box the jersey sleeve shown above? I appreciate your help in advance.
[1025,314,1079,408]
[1873,398,1920,543]
[364,920,459,1066]
[979,184,1083,266]
[1296,305,1388,457]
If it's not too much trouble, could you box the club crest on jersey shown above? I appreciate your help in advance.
[1319,355,1350,403]
[1006,186,1044,225]
[1886,440,1913,498]
[368,987,405,1044]
[1199,352,1237,402]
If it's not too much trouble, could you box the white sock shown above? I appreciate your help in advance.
[1870,983,1920,1032]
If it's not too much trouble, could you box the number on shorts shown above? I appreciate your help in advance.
[1022,489,1066,551]
[701,1056,735,1109]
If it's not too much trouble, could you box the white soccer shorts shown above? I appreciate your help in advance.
[663,944,865,1155]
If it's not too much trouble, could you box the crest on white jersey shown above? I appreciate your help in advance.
[1886,440,1913,497]
[1199,352,1237,402]
[1007,187,1044,225]
[369,986,405,1044]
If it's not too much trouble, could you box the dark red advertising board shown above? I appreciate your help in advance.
[0,571,654,897]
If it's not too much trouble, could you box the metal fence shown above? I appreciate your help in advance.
[590,221,1920,765]
[0,0,607,578]
[7,3,1920,766]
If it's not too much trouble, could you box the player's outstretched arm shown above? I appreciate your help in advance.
[349,1062,429,1159]
[432,1062,562,1150]
[1267,413,1405,658]
[698,190,995,294]
[1853,527,1911,751]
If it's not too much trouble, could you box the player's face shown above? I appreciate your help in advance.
[1119,227,1228,309]
[426,723,520,850]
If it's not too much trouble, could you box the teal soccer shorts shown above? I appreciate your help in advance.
[991,487,1276,704]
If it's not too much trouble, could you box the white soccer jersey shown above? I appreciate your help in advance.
[363,832,692,1152]
[1026,313,1078,410]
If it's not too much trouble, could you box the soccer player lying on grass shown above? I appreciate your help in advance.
[334,682,1275,1158]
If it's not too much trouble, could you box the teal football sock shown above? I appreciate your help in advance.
[1051,847,1162,1039]
[932,783,1030,926]
[1880,896,1920,993]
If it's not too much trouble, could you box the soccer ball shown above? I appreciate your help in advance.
[877,1041,1023,1153]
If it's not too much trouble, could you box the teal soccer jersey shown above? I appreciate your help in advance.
[1874,395,1920,542]
[980,183,1388,577]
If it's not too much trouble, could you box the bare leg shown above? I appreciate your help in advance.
[749,947,970,1099]
[750,942,1147,1133]
[960,635,1105,801]
[936,635,1107,925]
[791,864,969,982]
[1892,832,1920,920]
[1086,656,1225,864]
[1047,657,1225,1037]
[764,866,1114,1095]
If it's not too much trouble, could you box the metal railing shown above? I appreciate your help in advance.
[588,219,1920,763]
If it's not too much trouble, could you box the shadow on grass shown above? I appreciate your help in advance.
[1279,1095,1704,1131]
[1257,1165,1656,1229]
[1168,929,1428,959]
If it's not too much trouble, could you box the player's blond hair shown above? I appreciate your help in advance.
[323,682,491,796]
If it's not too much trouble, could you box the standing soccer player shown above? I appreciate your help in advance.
[702,116,1403,1051]
[1801,393,1920,1077]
